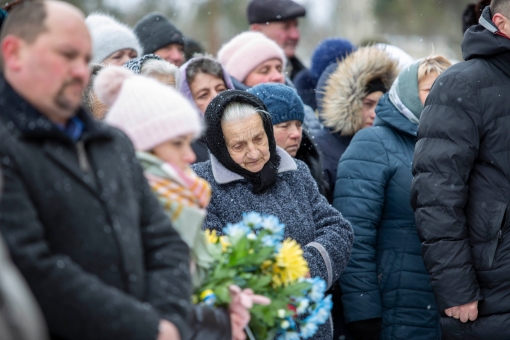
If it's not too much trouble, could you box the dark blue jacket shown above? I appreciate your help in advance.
[334,94,440,339]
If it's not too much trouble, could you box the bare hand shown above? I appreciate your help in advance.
[444,301,478,323]
[229,285,271,340]
[157,320,180,340]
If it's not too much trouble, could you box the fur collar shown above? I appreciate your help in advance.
[211,146,297,184]
[320,46,398,136]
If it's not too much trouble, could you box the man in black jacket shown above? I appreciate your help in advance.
[411,2,510,338]
[0,1,191,339]
[247,0,307,81]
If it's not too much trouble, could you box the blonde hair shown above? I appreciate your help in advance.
[418,55,452,82]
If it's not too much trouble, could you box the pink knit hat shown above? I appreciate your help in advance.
[95,66,201,151]
[217,31,286,82]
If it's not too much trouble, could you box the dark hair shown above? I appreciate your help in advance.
[1,0,47,44]
[0,0,47,69]
[491,0,508,16]
[185,56,225,87]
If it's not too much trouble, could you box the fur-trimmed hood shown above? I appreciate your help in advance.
[320,46,398,136]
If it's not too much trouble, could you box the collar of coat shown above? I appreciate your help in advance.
[0,75,112,142]
[210,146,298,184]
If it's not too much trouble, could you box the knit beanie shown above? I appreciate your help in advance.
[217,31,286,82]
[204,90,280,193]
[96,66,201,151]
[85,13,142,64]
[310,38,356,79]
[247,83,304,125]
[134,12,184,55]
[388,60,423,123]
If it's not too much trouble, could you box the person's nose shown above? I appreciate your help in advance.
[72,58,90,84]
[270,70,284,84]
[288,26,300,41]
[289,126,301,140]
[183,145,196,166]
[246,145,260,160]
[118,54,132,66]
[170,50,184,66]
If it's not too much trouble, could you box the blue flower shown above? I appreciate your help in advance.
[243,212,263,228]
[308,278,327,303]
[307,295,333,325]
[300,321,319,339]
[261,215,285,238]
[296,298,311,315]
[223,223,250,239]
[262,234,280,248]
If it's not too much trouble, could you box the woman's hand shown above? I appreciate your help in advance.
[229,285,271,340]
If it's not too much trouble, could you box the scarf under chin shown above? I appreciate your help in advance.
[205,90,281,194]
[146,163,211,211]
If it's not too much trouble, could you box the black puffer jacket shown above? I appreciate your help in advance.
[295,130,328,197]
[0,76,192,340]
[411,7,510,339]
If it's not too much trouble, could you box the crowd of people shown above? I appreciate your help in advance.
[0,0,509,339]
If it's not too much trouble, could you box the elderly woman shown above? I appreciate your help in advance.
[124,54,181,87]
[192,90,354,340]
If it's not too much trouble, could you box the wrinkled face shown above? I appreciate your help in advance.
[418,71,438,105]
[254,19,300,58]
[3,3,92,125]
[102,48,137,66]
[273,120,302,157]
[151,133,196,171]
[361,91,383,128]
[244,58,284,87]
[222,114,270,173]
[190,73,227,114]
[154,43,185,66]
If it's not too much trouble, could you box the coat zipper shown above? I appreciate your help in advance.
[76,140,90,173]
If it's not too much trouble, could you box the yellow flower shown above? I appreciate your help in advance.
[272,239,309,287]
[205,230,218,244]
[219,236,230,252]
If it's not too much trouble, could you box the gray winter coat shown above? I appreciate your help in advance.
[192,147,354,339]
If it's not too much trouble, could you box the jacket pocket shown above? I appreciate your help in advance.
[488,204,509,269]
[377,250,396,291]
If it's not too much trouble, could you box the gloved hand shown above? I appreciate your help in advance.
[347,318,381,340]
[229,285,271,340]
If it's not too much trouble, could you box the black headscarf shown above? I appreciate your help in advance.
[204,90,281,193]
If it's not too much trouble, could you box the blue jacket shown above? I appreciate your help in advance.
[334,94,440,339]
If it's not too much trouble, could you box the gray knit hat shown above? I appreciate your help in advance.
[85,13,142,64]
[134,12,184,55]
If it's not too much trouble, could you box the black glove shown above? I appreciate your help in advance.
[187,305,231,340]
[347,318,381,340]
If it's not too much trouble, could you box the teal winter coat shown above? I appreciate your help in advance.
[333,94,440,339]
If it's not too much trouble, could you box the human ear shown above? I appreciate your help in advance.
[1,36,24,71]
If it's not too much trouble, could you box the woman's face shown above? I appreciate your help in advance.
[361,91,384,128]
[222,114,270,173]
[151,133,196,171]
[273,120,302,157]
[243,58,285,87]
[190,73,228,114]
[102,48,138,66]
[418,71,438,105]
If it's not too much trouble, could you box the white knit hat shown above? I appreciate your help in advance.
[86,13,143,64]
[95,66,202,151]
[217,31,286,82]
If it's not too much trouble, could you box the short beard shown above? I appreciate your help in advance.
[54,79,83,112]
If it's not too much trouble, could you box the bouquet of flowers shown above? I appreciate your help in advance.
[198,212,333,340]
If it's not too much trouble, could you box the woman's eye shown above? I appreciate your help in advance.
[172,141,183,147]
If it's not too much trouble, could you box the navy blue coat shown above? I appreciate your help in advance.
[334,94,440,339]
